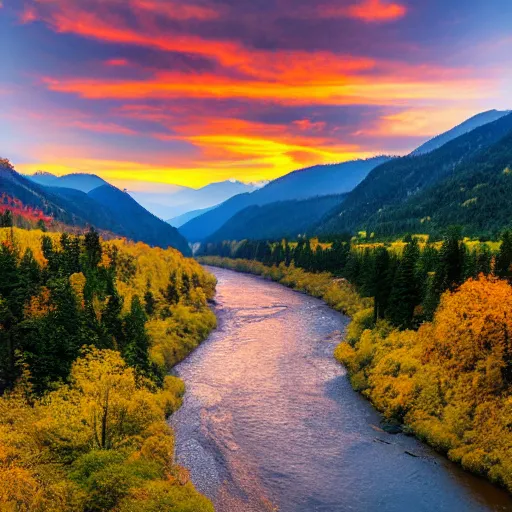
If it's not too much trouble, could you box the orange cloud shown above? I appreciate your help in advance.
[346,0,407,22]
[42,71,491,106]
[358,107,482,138]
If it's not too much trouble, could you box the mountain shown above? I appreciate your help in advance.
[207,195,344,242]
[359,130,512,237]
[1,161,191,254]
[26,172,109,193]
[168,206,216,228]
[25,171,59,187]
[131,179,260,220]
[411,109,510,156]
[253,156,390,203]
[180,157,390,241]
[316,112,512,236]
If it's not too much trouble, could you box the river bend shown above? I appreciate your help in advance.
[171,267,512,512]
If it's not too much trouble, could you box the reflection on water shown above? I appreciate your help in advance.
[171,267,512,512]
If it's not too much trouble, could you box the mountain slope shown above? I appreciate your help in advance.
[317,112,512,235]
[168,206,216,228]
[207,195,344,242]
[87,184,190,254]
[362,130,512,237]
[255,156,390,202]
[180,193,253,242]
[1,161,190,253]
[133,179,260,220]
[180,157,389,241]
[411,110,510,156]
[26,172,109,193]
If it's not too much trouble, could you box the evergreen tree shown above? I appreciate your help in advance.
[386,239,420,329]
[0,210,13,228]
[84,228,102,269]
[102,275,124,350]
[373,247,391,321]
[426,227,465,318]
[123,296,151,375]
[496,230,512,280]
[144,279,156,316]
[164,270,180,305]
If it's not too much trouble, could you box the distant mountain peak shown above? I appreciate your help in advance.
[33,171,57,178]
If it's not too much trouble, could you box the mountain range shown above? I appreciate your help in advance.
[130,179,261,220]
[5,166,191,254]
[179,156,390,242]
[317,111,512,237]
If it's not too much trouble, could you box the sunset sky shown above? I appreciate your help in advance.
[2,0,512,190]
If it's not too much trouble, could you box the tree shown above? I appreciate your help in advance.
[0,210,13,228]
[373,247,391,321]
[102,275,124,350]
[144,279,156,316]
[495,230,512,281]
[386,239,420,329]
[425,227,465,319]
[123,296,151,375]
[84,227,102,269]
[164,270,179,305]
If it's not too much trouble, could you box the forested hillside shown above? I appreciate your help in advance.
[361,130,512,237]
[207,195,344,242]
[1,159,190,254]
[317,113,512,236]
[0,225,216,510]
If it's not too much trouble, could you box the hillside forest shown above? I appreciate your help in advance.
[0,225,216,511]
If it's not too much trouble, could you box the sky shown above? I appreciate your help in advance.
[1,0,512,190]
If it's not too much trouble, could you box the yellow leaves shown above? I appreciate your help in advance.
[0,466,40,510]
[69,273,86,307]
[432,275,512,385]
[329,272,512,491]
[0,347,211,511]
[461,197,478,207]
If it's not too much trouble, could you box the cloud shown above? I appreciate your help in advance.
[345,0,407,22]
[105,58,129,67]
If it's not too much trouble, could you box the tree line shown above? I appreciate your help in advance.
[199,228,512,330]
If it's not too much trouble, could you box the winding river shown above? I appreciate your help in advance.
[171,267,512,512]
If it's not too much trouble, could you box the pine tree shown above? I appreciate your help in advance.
[181,272,191,298]
[84,228,102,269]
[386,239,420,329]
[144,279,156,316]
[102,275,124,350]
[496,230,512,280]
[426,227,465,317]
[164,270,180,305]
[123,296,151,374]
[373,247,391,321]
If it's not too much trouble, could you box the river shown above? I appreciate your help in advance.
[171,267,512,512]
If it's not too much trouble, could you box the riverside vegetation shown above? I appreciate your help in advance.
[199,230,512,493]
[0,225,216,511]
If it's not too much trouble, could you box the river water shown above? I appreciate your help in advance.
[171,267,512,512]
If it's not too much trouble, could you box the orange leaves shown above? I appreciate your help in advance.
[431,275,512,383]
[24,287,53,319]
